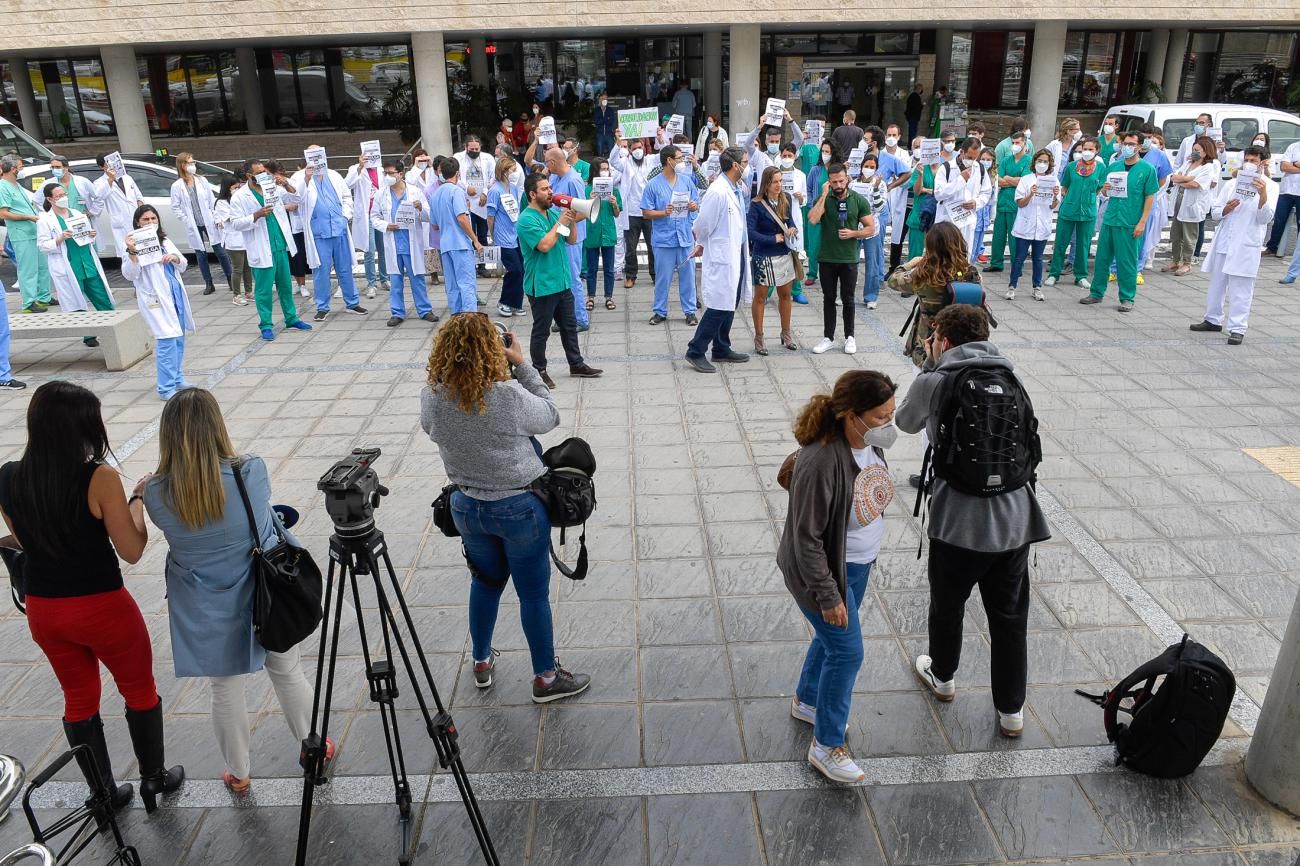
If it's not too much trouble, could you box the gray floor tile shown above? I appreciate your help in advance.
[757,788,886,866]
[532,796,644,866]
[642,700,745,766]
[1184,764,1300,846]
[866,782,1004,865]
[647,793,763,866]
[1076,771,1231,852]
[637,598,722,646]
[973,776,1118,859]
[540,704,640,770]
[640,646,735,701]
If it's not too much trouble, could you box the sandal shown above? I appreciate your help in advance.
[781,330,798,351]
[754,335,769,356]
[222,771,251,796]
[1175,265,1192,276]
[605,297,616,310]
[585,298,595,311]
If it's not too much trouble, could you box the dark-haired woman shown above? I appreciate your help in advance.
[37,182,114,347]
[0,382,184,813]
[777,370,898,784]
[122,204,196,401]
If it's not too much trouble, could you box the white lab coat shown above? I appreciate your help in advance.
[91,173,144,251]
[121,239,194,340]
[694,126,730,160]
[36,175,99,216]
[406,165,436,190]
[229,184,298,269]
[609,148,657,216]
[369,184,430,275]
[1203,172,1278,280]
[784,168,808,253]
[344,163,379,250]
[694,176,752,310]
[36,209,108,310]
[934,159,992,249]
[168,176,220,253]
[881,146,914,242]
[212,199,245,251]
[1173,161,1218,223]
[454,151,497,220]
[288,168,353,270]
[1011,174,1058,241]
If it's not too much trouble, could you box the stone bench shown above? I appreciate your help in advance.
[9,309,153,371]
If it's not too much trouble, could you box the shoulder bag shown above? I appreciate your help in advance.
[758,199,798,286]
[232,460,324,653]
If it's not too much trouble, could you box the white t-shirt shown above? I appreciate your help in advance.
[845,446,893,565]
[1280,142,1300,197]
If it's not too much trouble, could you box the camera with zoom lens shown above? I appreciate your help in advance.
[318,447,389,535]
[492,321,514,348]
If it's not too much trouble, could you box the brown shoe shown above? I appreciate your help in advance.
[569,364,603,378]
[624,277,635,289]
[538,369,557,388]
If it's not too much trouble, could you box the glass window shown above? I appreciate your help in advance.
[0,120,55,162]
[948,32,972,104]
[1081,33,1116,108]
[29,58,115,139]
[774,35,818,55]
[1220,117,1259,151]
[0,62,17,122]
[1212,31,1296,108]
[819,35,862,55]
[343,45,410,109]
[1268,119,1300,151]
[1001,33,1029,107]
[1060,33,1086,107]
[875,33,913,55]
[556,39,604,108]
[1162,117,1196,144]
[129,165,177,198]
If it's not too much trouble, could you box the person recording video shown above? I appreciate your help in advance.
[419,314,591,703]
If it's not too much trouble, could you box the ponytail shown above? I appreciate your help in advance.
[793,394,836,446]
[792,371,898,447]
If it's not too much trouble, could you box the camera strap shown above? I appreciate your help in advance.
[548,527,588,582]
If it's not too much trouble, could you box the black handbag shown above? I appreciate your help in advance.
[232,460,324,653]
[0,543,28,614]
[431,484,460,538]
[530,438,597,582]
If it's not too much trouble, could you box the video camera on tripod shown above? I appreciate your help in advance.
[318,447,388,536]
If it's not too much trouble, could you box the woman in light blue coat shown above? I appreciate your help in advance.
[142,388,332,795]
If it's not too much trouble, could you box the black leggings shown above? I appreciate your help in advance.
[819,261,857,340]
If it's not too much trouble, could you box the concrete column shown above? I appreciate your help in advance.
[8,56,43,143]
[468,37,489,90]
[412,31,454,156]
[728,23,760,133]
[235,46,264,135]
[1247,591,1300,815]
[100,44,152,153]
[704,31,722,121]
[1145,30,1170,99]
[1026,21,1067,160]
[1164,29,1189,101]
[933,29,954,94]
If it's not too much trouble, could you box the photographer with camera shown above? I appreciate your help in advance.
[420,314,591,703]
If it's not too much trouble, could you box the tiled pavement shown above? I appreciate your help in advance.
[2,249,1300,865]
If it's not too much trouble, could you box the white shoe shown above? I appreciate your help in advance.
[866,301,877,310]
[1004,288,1015,301]
[1077,278,1092,291]
[232,294,248,306]
[808,739,864,784]
[1044,276,1057,287]
[333,287,342,299]
[843,336,857,354]
[914,655,955,702]
[998,710,1024,738]
[366,284,377,299]
[811,338,834,355]
[790,699,816,726]
[298,286,310,298]
[1032,287,1045,301]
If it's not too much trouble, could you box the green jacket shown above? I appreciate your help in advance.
[1058,161,1109,222]
[583,185,623,248]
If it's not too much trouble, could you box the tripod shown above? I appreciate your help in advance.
[294,519,498,866]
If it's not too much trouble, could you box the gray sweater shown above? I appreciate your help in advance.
[776,437,860,613]
[420,363,560,500]
[896,341,1052,553]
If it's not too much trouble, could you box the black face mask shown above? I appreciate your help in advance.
[467,150,481,159]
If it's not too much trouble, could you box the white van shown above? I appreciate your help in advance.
[0,115,57,164]
[1105,102,1300,178]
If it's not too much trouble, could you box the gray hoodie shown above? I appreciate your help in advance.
[896,341,1051,553]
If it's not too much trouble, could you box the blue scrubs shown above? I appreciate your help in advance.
[389,195,432,319]
[309,175,361,311]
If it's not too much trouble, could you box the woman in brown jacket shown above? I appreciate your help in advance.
[889,221,982,368]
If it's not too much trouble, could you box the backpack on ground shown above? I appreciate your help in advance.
[1077,634,1235,778]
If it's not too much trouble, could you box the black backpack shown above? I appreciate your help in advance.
[921,364,1041,497]
[1077,635,1235,778]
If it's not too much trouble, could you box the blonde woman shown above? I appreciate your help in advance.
[169,152,232,294]
[142,388,331,796]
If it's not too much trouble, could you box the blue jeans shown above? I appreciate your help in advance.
[390,252,432,318]
[500,245,524,309]
[972,203,991,259]
[861,233,885,303]
[363,228,388,286]
[193,228,233,287]
[585,246,615,297]
[651,245,698,317]
[686,307,735,360]
[1010,237,1047,289]
[1267,193,1299,253]
[1286,229,1300,281]
[0,297,11,381]
[312,232,361,311]
[795,561,871,748]
[451,491,556,677]
[567,244,588,327]
[441,248,478,313]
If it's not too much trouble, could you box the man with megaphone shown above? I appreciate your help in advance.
[544,147,593,333]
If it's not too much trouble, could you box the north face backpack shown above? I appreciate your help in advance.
[921,364,1041,497]
[1077,635,1235,778]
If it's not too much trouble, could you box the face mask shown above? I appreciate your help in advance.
[1081,150,1096,162]
[467,150,481,160]
[599,169,610,177]
[961,157,975,168]
[1254,139,1266,148]
[1023,129,1032,140]
[821,153,831,164]
[706,121,715,130]
[1121,144,1137,160]
[1073,151,1084,161]
[1141,141,1153,152]
[1034,162,1049,175]
[777,157,794,170]
[885,136,898,147]
[599,100,607,107]
[417,160,430,170]
[1011,143,1024,155]
[632,148,645,160]
[861,168,875,179]
[859,417,898,450]
[1103,124,1115,135]
[942,141,956,154]
[51,196,66,208]
[1194,124,1206,135]
[766,143,780,156]
[1192,150,1203,161]
[504,122,513,131]
[980,159,993,169]
[186,164,198,175]
[382,175,397,188]
[1071,130,1082,142]
[533,107,541,115]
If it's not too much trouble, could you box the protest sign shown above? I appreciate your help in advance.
[361,140,382,169]
[665,115,685,139]
[920,138,942,164]
[130,225,162,266]
[1106,171,1129,199]
[618,107,658,140]
[537,117,557,145]
[304,146,328,174]
[66,212,95,247]
[763,98,786,127]
[394,201,418,228]
[104,151,126,177]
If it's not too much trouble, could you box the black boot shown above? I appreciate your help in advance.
[124,700,184,813]
[203,282,217,295]
[62,715,134,815]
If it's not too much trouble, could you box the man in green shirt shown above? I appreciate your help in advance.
[1081,131,1158,312]
[808,162,875,355]
[0,154,53,313]
[1097,115,1120,164]
[518,173,602,387]
[984,131,1031,272]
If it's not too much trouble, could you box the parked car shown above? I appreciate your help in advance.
[0,114,57,164]
[120,152,233,188]
[1107,102,1300,179]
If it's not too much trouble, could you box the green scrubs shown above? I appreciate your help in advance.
[0,179,51,308]
[56,214,114,310]
[989,152,1031,268]
[1090,159,1159,303]
[1049,161,1108,283]
[250,189,301,331]
[905,166,935,258]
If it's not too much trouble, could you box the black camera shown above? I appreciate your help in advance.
[492,321,513,348]
[318,447,389,536]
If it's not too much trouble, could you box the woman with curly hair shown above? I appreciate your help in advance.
[889,221,982,368]
[418,313,591,703]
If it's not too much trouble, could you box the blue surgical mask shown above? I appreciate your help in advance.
[1121,144,1137,160]
[51,167,65,179]
[1141,141,1153,152]
[767,143,780,155]
[980,159,993,169]
[1194,124,1206,135]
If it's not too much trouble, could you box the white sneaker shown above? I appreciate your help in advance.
[790,699,816,726]
[1005,288,1016,301]
[843,336,857,354]
[808,739,864,784]
[366,284,377,299]
[1077,278,1092,291]
[1044,276,1057,287]
[914,655,955,702]
[298,286,310,298]
[333,287,342,299]
[866,301,877,310]
[232,294,248,306]
[811,338,834,355]
[998,710,1024,738]
[1032,287,1045,301]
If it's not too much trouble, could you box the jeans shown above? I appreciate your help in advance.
[210,645,312,780]
[452,491,556,676]
[686,308,735,360]
[363,228,388,286]
[1266,193,1299,253]
[596,133,614,159]
[0,299,10,381]
[795,561,871,748]
[500,245,525,309]
[441,248,478,313]
[1194,219,1207,258]
[861,234,885,303]
[651,245,697,317]
[1009,237,1046,288]
[312,233,361,311]
[567,244,588,327]
[972,203,991,260]
[623,216,655,280]
[819,261,856,339]
[192,228,233,288]
[389,253,433,319]
[1287,229,1300,281]
[927,539,1030,714]
[586,246,615,297]
[527,290,585,371]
